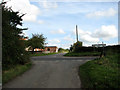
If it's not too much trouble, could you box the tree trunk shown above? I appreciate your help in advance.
[32,48,34,54]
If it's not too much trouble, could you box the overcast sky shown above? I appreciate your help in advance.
[4,0,119,49]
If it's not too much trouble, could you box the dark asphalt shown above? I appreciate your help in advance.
[31,53,98,61]
[3,53,98,88]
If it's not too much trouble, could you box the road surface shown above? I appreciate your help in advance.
[3,53,97,88]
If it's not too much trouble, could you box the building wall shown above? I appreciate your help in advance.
[33,46,58,53]
[44,47,58,53]
[34,48,44,51]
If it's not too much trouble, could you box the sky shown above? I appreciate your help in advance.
[4,0,119,49]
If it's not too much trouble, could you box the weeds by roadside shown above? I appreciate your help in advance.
[3,61,32,85]
[79,53,119,88]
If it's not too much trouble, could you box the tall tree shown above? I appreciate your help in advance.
[2,2,29,70]
[27,34,46,53]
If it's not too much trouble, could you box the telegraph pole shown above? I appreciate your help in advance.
[76,25,78,42]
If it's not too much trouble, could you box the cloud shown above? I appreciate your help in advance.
[106,43,118,46]
[48,39,61,43]
[5,0,40,22]
[30,0,119,2]
[47,38,73,49]
[93,25,118,40]
[63,35,74,41]
[47,38,61,48]
[59,43,72,49]
[47,43,70,49]
[47,37,74,49]
[50,29,65,34]
[39,0,58,9]
[72,25,117,43]
[46,43,60,48]
[38,20,44,24]
[86,8,117,18]
[73,28,100,43]
[80,34,99,43]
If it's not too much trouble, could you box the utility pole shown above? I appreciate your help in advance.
[102,41,105,56]
[76,25,78,42]
[100,41,105,58]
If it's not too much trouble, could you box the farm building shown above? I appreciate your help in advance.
[34,46,58,53]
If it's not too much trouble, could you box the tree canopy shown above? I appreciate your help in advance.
[27,34,46,51]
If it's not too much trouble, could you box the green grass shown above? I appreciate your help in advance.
[3,61,32,85]
[30,52,59,57]
[64,52,100,57]
[79,53,120,88]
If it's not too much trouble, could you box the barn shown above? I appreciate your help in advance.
[33,46,58,53]
[43,46,58,53]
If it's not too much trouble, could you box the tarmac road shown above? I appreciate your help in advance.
[3,53,98,88]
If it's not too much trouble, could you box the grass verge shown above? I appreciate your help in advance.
[79,53,120,88]
[30,52,59,57]
[64,52,100,57]
[3,61,32,85]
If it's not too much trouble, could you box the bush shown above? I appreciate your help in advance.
[73,41,82,52]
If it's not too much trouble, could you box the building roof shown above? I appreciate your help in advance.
[20,37,28,40]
